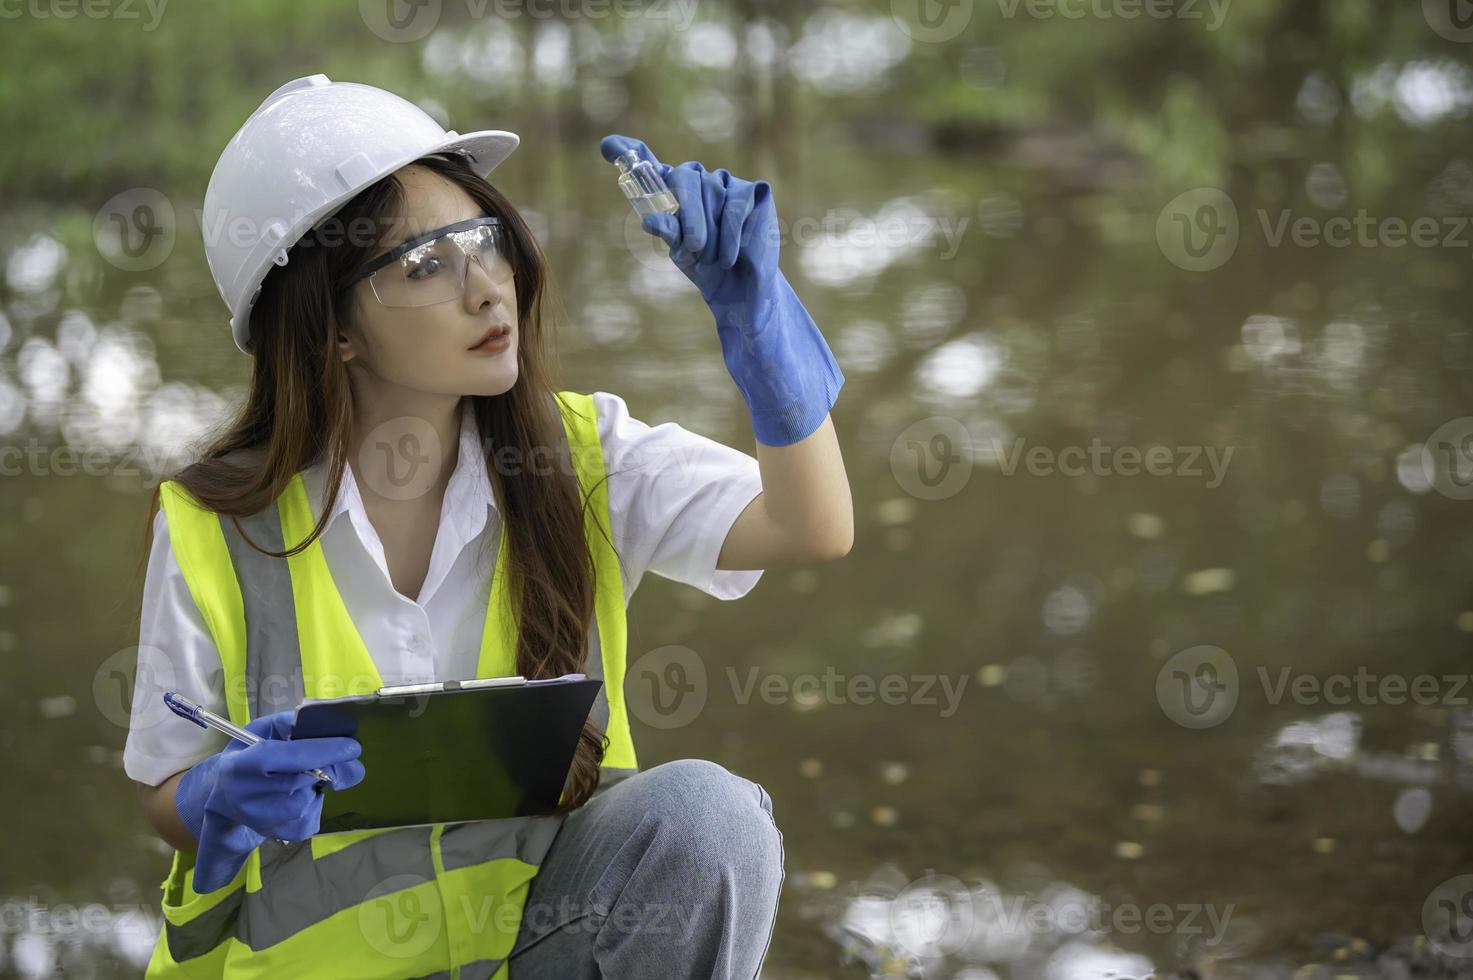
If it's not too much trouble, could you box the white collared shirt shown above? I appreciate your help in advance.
[123,392,765,787]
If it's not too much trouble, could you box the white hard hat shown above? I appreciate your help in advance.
[202,73,520,355]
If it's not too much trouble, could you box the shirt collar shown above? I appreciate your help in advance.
[300,399,495,538]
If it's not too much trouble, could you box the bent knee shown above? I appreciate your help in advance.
[637,759,783,870]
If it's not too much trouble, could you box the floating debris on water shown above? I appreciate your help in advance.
[824,922,925,978]
[1255,712,1361,786]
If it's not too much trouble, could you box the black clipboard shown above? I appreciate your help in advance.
[290,674,602,834]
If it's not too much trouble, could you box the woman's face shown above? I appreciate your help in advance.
[337,163,520,397]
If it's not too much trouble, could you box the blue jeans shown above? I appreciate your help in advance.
[507,759,785,977]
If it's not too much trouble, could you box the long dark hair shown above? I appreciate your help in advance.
[137,153,607,811]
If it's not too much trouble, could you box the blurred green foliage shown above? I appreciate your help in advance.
[1,0,1467,207]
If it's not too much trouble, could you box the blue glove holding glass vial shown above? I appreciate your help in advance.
[174,710,365,892]
[601,135,844,447]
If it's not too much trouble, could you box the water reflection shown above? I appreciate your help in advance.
[812,867,1172,978]
[4,1,1473,976]
[0,895,157,978]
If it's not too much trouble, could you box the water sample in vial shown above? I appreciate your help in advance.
[614,149,680,217]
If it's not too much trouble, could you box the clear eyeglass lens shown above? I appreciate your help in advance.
[369,224,514,308]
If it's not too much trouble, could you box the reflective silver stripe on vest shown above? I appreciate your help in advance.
[218,505,304,718]
[583,625,610,743]
[439,817,564,873]
[167,827,438,956]
[241,827,440,950]
[165,815,579,959]
[163,887,244,962]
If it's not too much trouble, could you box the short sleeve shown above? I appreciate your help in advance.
[593,391,765,601]
[122,508,230,787]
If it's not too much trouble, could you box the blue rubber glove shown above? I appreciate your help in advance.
[174,710,365,892]
[600,135,845,447]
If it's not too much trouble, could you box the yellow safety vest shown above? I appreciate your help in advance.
[143,391,638,979]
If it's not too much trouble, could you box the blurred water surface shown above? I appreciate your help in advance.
[1,1,1472,976]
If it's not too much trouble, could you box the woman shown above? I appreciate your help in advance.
[123,74,851,978]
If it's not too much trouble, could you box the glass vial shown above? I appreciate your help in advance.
[614,149,679,217]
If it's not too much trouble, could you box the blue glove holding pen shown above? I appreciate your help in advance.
[600,135,844,447]
[175,710,365,892]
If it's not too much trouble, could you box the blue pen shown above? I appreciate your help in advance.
[164,691,335,785]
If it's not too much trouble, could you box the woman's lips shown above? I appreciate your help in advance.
[469,325,512,354]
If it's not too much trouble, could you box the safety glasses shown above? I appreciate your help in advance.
[349,216,515,308]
